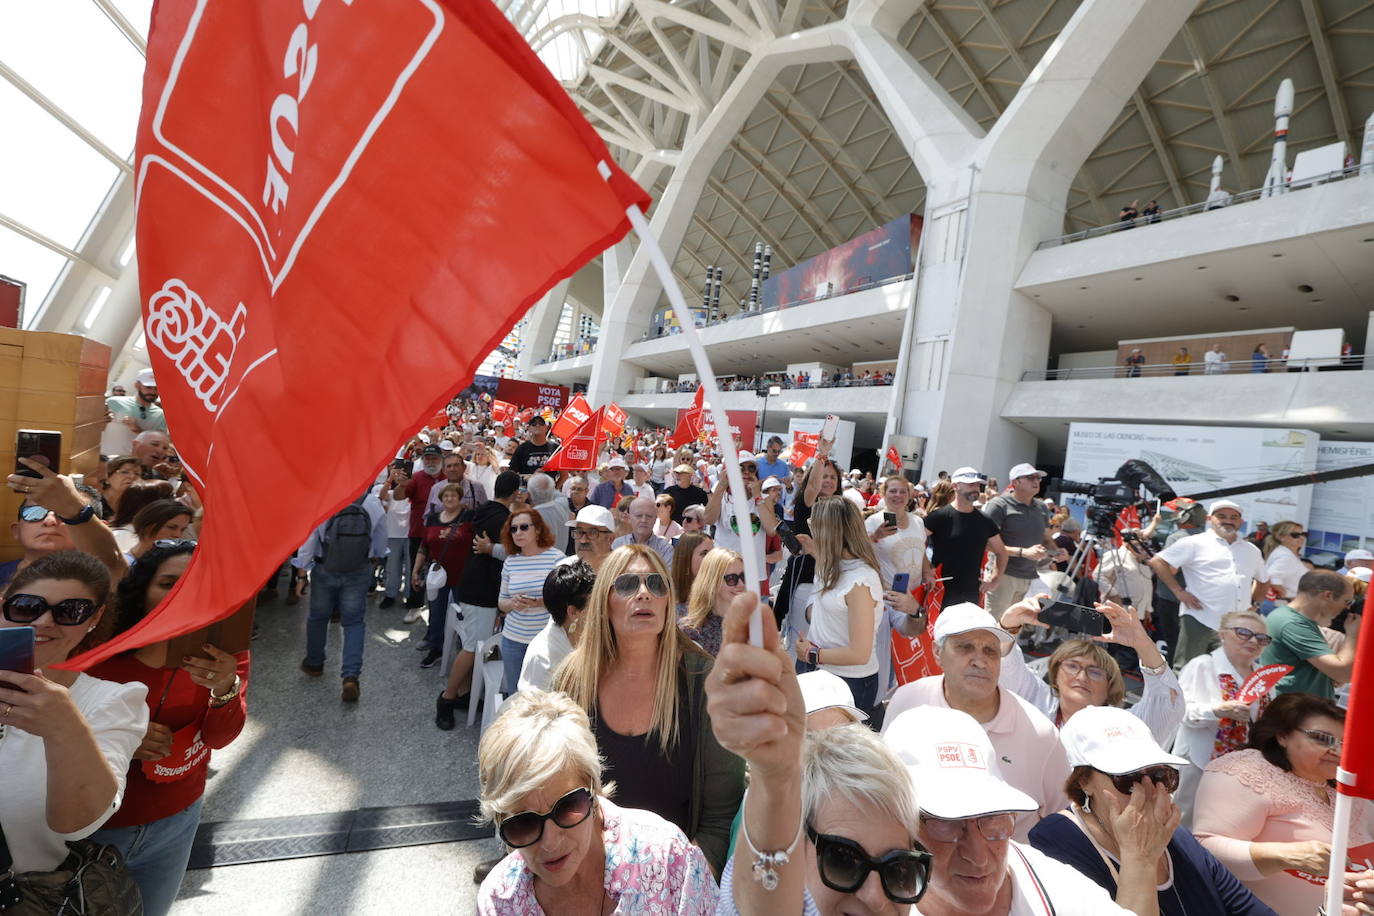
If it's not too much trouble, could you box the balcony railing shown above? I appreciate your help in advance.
[1037,163,1371,250]
[632,373,897,395]
[1021,355,1365,381]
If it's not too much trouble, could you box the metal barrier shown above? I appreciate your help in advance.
[1021,355,1366,381]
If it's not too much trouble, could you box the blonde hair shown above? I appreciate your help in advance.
[477,689,608,824]
[1220,610,1266,632]
[1262,520,1303,560]
[809,497,880,591]
[552,545,705,753]
[802,724,918,836]
[683,548,741,629]
[1046,640,1125,708]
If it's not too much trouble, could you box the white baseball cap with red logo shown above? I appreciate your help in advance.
[883,707,1036,819]
[1059,705,1187,775]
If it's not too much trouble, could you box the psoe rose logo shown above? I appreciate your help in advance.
[146,278,248,413]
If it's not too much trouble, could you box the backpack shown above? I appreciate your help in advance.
[320,494,372,573]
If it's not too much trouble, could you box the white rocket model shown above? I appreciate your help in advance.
[1262,78,1294,198]
[1206,155,1232,209]
[1362,110,1374,175]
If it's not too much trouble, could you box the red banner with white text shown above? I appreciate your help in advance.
[552,393,592,440]
[65,0,648,668]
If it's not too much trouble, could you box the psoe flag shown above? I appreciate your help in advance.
[66,0,648,668]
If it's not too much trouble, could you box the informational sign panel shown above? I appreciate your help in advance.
[1308,440,1374,563]
[1063,423,1318,531]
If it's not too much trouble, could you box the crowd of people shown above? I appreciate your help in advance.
[3,369,1372,915]
[669,367,896,393]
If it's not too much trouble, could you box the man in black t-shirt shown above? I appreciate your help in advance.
[510,416,556,477]
[663,463,708,524]
[924,466,1007,608]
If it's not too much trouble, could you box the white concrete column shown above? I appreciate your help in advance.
[517,278,572,376]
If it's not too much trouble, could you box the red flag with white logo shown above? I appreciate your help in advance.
[551,393,591,440]
[789,431,819,468]
[543,408,607,472]
[491,400,516,424]
[885,445,902,473]
[667,386,704,448]
[65,0,648,668]
[603,402,628,437]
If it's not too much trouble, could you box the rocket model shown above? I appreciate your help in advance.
[1262,78,1294,198]
[748,242,763,311]
[1362,110,1374,175]
[711,267,722,321]
[762,245,772,281]
[1206,155,1231,210]
[702,265,713,312]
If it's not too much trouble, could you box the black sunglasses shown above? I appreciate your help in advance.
[1108,765,1180,796]
[498,787,595,848]
[722,572,745,587]
[612,573,667,598]
[1225,626,1272,646]
[154,538,198,550]
[18,505,54,523]
[807,825,931,904]
[3,593,101,626]
[510,523,533,532]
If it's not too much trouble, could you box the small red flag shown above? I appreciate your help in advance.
[490,400,517,424]
[789,431,819,468]
[885,445,902,472]
[543,408,608,472]
[668,387,704,448]
[67,0,648,668]
[551,393,591,440]
[603,402,628,437]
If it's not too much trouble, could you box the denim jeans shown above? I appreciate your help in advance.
[501,635,530,694]
[383,537,410,598]
[305,565,372,678]
[425,584,455,651]
[91,797,204,916]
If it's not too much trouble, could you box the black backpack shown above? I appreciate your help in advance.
[320,494,372,573]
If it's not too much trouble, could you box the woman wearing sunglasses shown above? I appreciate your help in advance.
[1171,610,1275,826]
[476,688,717,913]
[1030,705,1276,916]
[1259,521,1308,611]
[1194,693,1370,915]
[0,552,148,877]
[554,544,744,877]
[679,548,744,657]
[493,509,564,696]
[87,541,248,916]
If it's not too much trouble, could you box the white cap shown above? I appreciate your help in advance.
[884,707,1037,819]
[417,432,432,445]
[135,367,156,387]
[950,466,983,484]
[1351,567,1372,583]
[798,670,866,722]
[932,602,1015,653]
[737,449,758,464]
[1060,705,1188,774]
[606,456,628,470]
[849,468,863,477]
[1345,548,1374,564]
[1008,463,1046,481]
[760,476,782,491]
[566,505,615,532]
[438,439,456,451]
[1208,499,1243,516]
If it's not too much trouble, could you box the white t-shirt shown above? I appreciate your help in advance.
[0,674,148,872]
[1263,543,1306,599]
[383,490,411,539]
[517,620,575,692]
[807,558,884,678]
[864,511,926,592]
[712,492,765,573]
[1155,530,1266,630]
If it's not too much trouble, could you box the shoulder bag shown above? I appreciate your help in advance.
[0,815,142,915]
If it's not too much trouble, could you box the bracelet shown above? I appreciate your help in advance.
[740,788,803,891]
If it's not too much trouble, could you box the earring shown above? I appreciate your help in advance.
[87,625,96,633]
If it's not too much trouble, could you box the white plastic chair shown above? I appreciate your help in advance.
[480,654,506,734]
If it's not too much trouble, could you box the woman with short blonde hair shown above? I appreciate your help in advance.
[553,545,744,875]
[477,689,718,914]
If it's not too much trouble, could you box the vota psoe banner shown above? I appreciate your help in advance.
[760,214,922,310]
[495,378,568,412]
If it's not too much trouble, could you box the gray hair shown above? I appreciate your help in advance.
[132,430,168,446]
[477,690,608,824]
[527,473,556,505]
[802,724,918,836]
[1059,517,1082,533]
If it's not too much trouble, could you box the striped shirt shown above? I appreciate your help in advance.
[499,547,564,644]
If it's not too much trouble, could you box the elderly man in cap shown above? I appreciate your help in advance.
[924,466,1008,608]
[1344,547,1374,577]
[982,463,1065,617]
[563,504,616,572]
[884,603,1069,841]
[1148,499,1266,669]
[590,455,635,508]
[612,496,674,566]
[394,443,446,612]
[663,462,708,524]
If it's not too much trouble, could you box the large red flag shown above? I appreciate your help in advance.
[1337,585,1374,800]
[551,393,591,440]
[543,408,607,472]
[668,386,703,448]
[67,0,648,668]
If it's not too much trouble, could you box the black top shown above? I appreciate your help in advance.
[591,687,696,837]
[456,500,509,606]
[511,440,556,477]
[923,504,1000,597]
[663,484,708,523]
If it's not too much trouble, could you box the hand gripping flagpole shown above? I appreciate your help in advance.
[1325,582,1374,915]
[601,164,764,647]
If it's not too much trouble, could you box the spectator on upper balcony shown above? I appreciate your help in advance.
[1204,344,1228,375]
[1124,348,1146,378]
[1118,199,1139,227]
[1173,346,1192,376]
[1142,199,1161,223]
[1250,343,1271,374]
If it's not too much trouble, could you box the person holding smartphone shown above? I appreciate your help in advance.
[866,475,935,690]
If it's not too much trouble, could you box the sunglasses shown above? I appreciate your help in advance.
[154,538,197,549]
[722,572,745,587]
[807,825,931,904]
[573,527,608,538]
[1108,765,1180,796]
[1284,531,1309,538]
[3,593,101,626]
[18,505,54,523]
[1301,728,1343,753]
[920,812,1015,844]
[612,573,667,599]
[1059,659,1108,682]
[510,523,533,532]
[498,787,595,848]
[1225,626,1272,646]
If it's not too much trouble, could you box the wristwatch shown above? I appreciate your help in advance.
[56,504,96,525]
[1140,660,1167,677]
[807,647,820,666]
[209,675,241,707]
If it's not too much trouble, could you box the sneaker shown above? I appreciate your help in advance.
[300,659,323,677]
[414,639,434,651]
[435,693,457,730]
[420,649,442,669]
[379,596,396,609]
[403,608,425,624]
[341,677,360,702]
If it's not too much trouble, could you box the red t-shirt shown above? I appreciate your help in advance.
[404,470,443,538]
[421,511,471,582]
[89,651,250,827]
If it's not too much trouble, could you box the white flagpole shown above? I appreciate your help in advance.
[601,166,764,646]
[1327,770,1355,914]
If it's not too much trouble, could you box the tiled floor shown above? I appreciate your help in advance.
[172,586,501,914]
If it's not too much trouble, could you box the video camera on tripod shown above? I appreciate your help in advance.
[1051,459,1177,540]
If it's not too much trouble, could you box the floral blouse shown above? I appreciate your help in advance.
[680,614,724,658]
[478,797,718,915]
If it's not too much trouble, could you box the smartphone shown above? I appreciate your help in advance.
[0,626,36,675]
[1037,595,1110,637]
[776,521,803,555]
[892,573,910,593]
[15,429,61,478]
[883,512,897,528]
[820,414,839,443]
